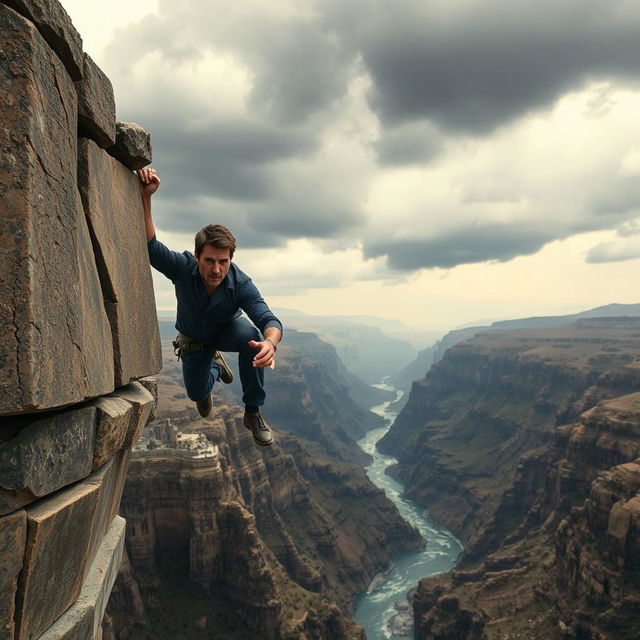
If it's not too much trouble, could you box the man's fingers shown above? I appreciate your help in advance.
[249,340,276,367]
[253,348,270,363]
[136,168,159,184]
[254,356,274,368]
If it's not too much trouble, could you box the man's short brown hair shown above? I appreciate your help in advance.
[194,224,236,258]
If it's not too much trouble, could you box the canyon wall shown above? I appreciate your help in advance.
[380,318,640,639]
[0,2,160,638]
[105,340,423,639]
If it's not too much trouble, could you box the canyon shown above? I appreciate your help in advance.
[4,2,640,638]
[380,317,640,639]
[104,336,423,639]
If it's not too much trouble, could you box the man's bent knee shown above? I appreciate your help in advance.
[185,383,211,402]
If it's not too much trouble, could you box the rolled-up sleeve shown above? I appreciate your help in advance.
[147,235,191,283]
[238,280,283,336]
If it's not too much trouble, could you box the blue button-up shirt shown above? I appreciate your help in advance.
[148,236,283,342]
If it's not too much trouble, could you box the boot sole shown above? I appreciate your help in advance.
[243,421,273,446]
[214,351,233,384]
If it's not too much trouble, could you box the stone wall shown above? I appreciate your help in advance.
[0,1,160,638]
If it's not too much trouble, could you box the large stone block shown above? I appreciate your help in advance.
[85,449,130,567]
[137,376,158,422]
[91,396,133,471]
[0,510,26,640]
[106,121,152,170]
[0,0,83,80]
[15,481,99,640]
[39,517,126,640]
[78,138,161,388]
[76,53,116,148]
[0,405,98,516]
[114,382,156,448]
[0,5,114,415]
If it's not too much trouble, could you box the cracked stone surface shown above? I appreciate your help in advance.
[76,53,116,148]
[111,382,156,449]
[0,5,114,415]
[0,0,84,80]
[39,516,126,640]
[15,481,100,640]
[107,121,152,170]
[0,403,98,515]
[78,138,162,388]
[0,509,26,640]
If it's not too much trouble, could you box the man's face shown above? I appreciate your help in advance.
[196,244,231,292]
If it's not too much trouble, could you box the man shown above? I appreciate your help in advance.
[138,167,282,447]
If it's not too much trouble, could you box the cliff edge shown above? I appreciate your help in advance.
[0,2,160,638]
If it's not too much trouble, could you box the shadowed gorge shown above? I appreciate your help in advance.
[103,337,423,639]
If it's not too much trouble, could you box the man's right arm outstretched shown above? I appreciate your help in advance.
[137,168,190,282]
[137,167,160,242]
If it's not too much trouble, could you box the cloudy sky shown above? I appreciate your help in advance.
[62,0,640,332]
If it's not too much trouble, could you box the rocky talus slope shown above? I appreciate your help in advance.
[0,1,160,638]
[379,318,640,639]
[105,340,423,639]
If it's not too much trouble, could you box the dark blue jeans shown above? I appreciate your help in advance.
[181,317,265,409]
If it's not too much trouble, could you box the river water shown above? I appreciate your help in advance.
[353,384,462,640]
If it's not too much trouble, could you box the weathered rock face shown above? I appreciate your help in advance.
[0,383,154,515]
[1,0,84,79]
[0,1,159,638]
[76,53,116,149]
[107,387,421,639]
[39,516,126,640]
[0,510,26,640]
[78,138,162,388]
[106,122,152,170]
[384,319,640,639]
[0,4,114,414]
[414,586,487,640]
[554,460,640,639]
[381,320,640,555]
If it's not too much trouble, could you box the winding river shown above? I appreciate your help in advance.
[353,383,462,640]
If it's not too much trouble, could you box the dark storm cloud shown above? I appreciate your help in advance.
[244,22,354,124]
[251,202,365,238]
[145,119,313,201]
[154,193,363,250]
[365,224,556,270]
[153,197,285,249]
[105,2,362,247]
[374,122,443,166]
[320,0,640,133]
[105,0,640,268]
[108,3,354,126]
